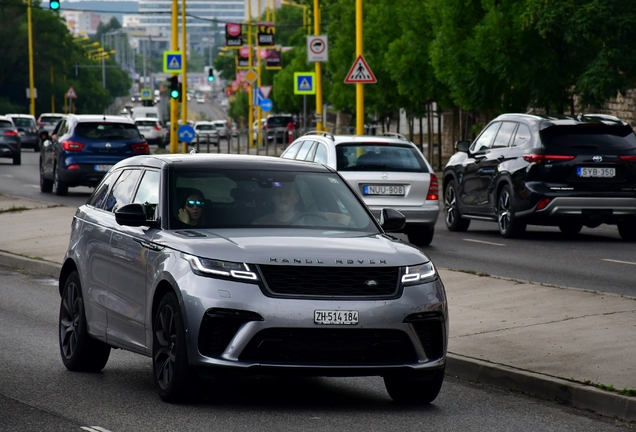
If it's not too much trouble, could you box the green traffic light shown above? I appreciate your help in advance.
[208,76,214,82]
[170,90,179,99]
[50,0,60,9]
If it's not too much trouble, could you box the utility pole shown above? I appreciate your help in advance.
[181,0,188,154]
[169,0,179,153]
[248,18,254,149]
[314,0,323,131]
[356,0,364,135]
[27,0,35,116]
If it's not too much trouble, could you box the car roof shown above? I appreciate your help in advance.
[194,121,215,125]
[0,116,14,122]
[65,114,135,124]
[298,131,416,147]
[115,153,336,173]
[38,113,64,118]
[494,113,629,127]
[6,114,36,119]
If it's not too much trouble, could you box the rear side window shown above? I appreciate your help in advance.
[336,143,429,172]
[196,124,216,131]
[512,124,531,147]
[295,141,315,160]
[0,121,13,129]
[492,122,517,148]
[40,116,63,124]
[540,124,636,152]
[281,141,302,159]
[136,121,157,127]
[75,122,141,140]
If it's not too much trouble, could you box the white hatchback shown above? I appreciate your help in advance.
[281,132,440,246]
[134,118,165,145]
[193,121,219,145]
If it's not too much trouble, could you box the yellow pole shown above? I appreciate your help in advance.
[248,19,254,149]
[170,0,179,153]
[256,0,262,152]
[355,0,364,135]
[51,67,55,113]
[27,0,35,116]
[314,0,323,132]
[181,0,188,153]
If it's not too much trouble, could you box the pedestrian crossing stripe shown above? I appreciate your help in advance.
[299,78,311,90]
[344,55,377,84]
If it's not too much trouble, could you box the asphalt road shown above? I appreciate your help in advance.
[1,268,629,432]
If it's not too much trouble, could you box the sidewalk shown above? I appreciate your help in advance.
[0,194,634,421]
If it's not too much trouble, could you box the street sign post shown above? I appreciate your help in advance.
[177,124,195,143]
[163,51,183,74]
[307,35,328,63]
[294,72,316,95]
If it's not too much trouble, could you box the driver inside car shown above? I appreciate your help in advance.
[253,182,300,225]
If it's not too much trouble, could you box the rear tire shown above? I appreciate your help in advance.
[384,367,445,404]
[39,161,53,193]
[617,221,636,241]
[444,180,470,232]
[406,226,435,246]
[12,152,21,165]
[497,185,526,238]
[559,221,583,237]
[53,164,68,196]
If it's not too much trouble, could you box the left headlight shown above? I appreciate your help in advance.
[184,254,260,282]
[401,261,437,286]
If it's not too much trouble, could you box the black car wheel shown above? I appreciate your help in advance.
[497,185,526,238]
[12,152,21,165]
[559,221,583,237]
[617,220,636,241]
[53,164,68,196]
[153,292,208,403]
[59,271,111,372]
[39,160,53,193]
[444,180,470,232]
[384,367,445,404]
[406,226,435,246]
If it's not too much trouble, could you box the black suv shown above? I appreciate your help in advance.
[443,113,636,240]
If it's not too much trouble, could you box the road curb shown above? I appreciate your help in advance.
[0,251,61,280]
[447,353,636,422]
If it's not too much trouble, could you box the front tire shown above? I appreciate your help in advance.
[153,292,208,403]
[12,152,21,165]
[559,221,583,237]
[497,185,526,238]
[384,367,445,404]
[617,220,636,241]
[444,180,470,232]
[406,226,435,246]
[53,164,68,196]
[40,160,53,193]
[59,271,111,372]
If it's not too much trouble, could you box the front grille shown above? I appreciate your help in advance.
[239,328,417,365]
[198,309,263,357]
[258,265,400,298]
[411,320,444,361]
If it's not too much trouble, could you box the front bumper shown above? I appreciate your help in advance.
[178,272,448,377]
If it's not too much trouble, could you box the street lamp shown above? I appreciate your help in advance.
[281,0,309,35]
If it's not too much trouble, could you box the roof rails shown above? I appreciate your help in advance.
[381,132,408,141]
[303,130,335,141]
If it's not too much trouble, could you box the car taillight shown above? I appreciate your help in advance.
[67,164,80,170]
[4,130,18,136]
[536,198,551,210]
[426,173,439,201]
[619,155,636,161]
[523,154,575,163]
[61,141,85,151]
[131,142,149,153]
[153,125,162,131]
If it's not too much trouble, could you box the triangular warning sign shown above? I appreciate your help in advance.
[169,56,181,69]
[344,55,377,84]
[299,78,311,90]
[65,87,77,98]
[259,85,272,99]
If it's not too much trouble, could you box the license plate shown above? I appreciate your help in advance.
[94,164,113,172]
[363,185,405,196]
[577,167,615,178]
[314,310,359,325]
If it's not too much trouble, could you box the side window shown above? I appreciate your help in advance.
[88,170,122,209]
[104,169,142,213]
[492,122,517,148]
[281,141,303,159]
[313,143,328,165]
[53,120,65,137]
[512,124,532,147]
[471,122,501,153]
[295,140,315,161]
[134,170,160,220]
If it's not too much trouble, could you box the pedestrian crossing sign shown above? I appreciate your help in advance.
[163,51,183,73]
[344,55,377,84]
[294,72,316,95]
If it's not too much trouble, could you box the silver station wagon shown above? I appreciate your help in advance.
[58,153,448,403]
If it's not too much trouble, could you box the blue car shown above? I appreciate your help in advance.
[39,114,149,195]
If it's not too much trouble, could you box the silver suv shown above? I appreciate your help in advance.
[58,153,448,404]
[282,132,440,246]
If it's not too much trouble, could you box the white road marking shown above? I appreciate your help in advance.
[81,427,114,432]
[463,238,506,247]
[602,259,636,266]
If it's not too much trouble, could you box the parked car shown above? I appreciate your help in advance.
[39,114,149,196]
[281,131,440,246]
[0,116,21,165]
[211,119,229,138]
[57,153,448,404]
[196,96,205,104]
[37,113,65,135]
[265,114,296,143]
[442,113,636,240]
[6,114,39,151]
[193,121,219,145]
[134,117,165,145]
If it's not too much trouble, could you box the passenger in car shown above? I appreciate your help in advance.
[178,189,206,226]
[253,182,300,225]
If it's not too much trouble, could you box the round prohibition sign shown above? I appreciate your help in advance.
[309,38,326,55]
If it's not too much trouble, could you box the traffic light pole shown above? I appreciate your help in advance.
[355,0,364,135]
[314,0,323,132]
[27,0,35,116]
[181,0,188,153]
[170,0,179,154]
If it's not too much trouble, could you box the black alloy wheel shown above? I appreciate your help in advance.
[40,160,53,192]
[53,164,68,196]
[444,180,470,232]
[153,292,208,403]
[384,367,445,404]
[497,185,526,238]
[59,271,111,372]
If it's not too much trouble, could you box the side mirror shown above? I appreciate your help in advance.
[379,208,406,232]
[455,140,471,153]
[115,203,150,227]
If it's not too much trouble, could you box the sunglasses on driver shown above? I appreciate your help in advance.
[186,200,205,208]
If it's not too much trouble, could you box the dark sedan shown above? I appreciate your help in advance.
[39,114,149,195]
[0,116,21,165]
[7,114,39,151]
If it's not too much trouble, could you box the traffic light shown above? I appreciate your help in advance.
[49,0,60,10]
[169,76,180,100]
[208,68,215,82]
[178,83,183,102]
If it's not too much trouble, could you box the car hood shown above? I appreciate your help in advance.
[153,228,430,267]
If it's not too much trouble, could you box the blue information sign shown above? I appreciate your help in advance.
[177,124,195,143]
[260,98,273,112]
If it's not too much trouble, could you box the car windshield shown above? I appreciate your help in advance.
[335,143,429,172]
[136,121,157,127]
[540,124,636,152]
[267,117,292,128]
[169,168,377,232]
[75,122,141,140]
[12,118,35,128]
[40,116,63,124]
[196,125,216,131]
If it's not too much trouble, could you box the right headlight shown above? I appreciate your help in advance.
[184,254,260,283]
[401,261,437,286]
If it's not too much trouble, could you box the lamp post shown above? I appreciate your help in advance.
[27,0,35,116]
[181,0,188,153]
